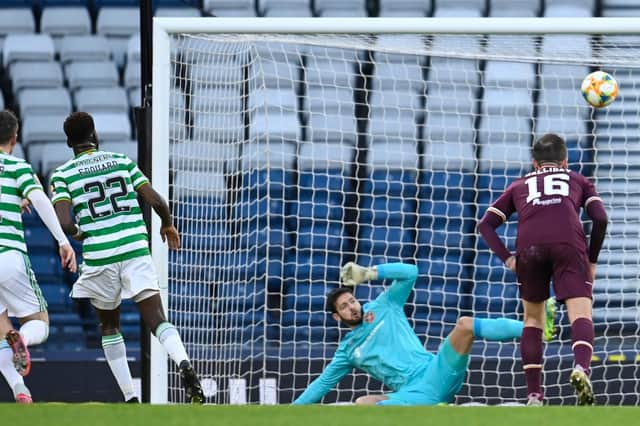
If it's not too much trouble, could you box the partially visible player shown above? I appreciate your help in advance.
[293,261,554,406]
[478,133,608,406]
[50,112,204,403]
[0,109,76,403]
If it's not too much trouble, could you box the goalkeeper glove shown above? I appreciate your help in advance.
[340,262,377,287]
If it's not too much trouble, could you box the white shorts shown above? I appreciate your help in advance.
[0,250,47,318]
[71,255,160,310]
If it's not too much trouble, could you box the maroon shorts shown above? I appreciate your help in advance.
[516,244,592,303]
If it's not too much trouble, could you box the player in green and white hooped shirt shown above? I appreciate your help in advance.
[0,110,77,403]
[50,112,203,403]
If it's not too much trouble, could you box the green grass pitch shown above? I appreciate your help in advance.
[2,404,639,426]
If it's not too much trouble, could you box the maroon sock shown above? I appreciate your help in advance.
[521,326,543,397]
[571,317,594,374]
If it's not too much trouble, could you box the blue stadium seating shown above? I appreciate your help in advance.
[24,225,56,253]
[40,282,70,312]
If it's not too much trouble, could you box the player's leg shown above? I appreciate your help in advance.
[552,246,594,406]
[136,292,204,403]
[516,246,554,405]
[123,256,203,403]
[0,309,31,403]
[94,303,139,402]
[521,301,546,405]
[1,251,50,376]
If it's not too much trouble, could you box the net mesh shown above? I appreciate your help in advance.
[163,32,640,405]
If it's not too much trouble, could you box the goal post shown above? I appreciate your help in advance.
[152,17,640,405]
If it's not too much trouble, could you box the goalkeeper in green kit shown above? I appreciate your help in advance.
[293,262,555,405]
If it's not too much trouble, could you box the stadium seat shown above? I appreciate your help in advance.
[21,114,67,150]
[203,0,256,16]
[0,8,35,39]
[379,0,431,16]
[368,90,422,144]
[124,60,141,89]
[258,0,311,14]
[421,171,475,202]
[24,226,56,254]
[482,88,534,117]
[3,34,55,66]
[304,52,358,89]
[190,86,243,143]
[305,87,357,144]
[10,61,64,93]
[250,113,301,143]
[484,61,536,90]
[59,35,112,63]
[87,112,131,141]
[96,7,141,66]
[74,86,129,114]
[489,0,540,16]
[173,170,227,201]
[426,86,477,116]
[39,142,73,178]
[375,35,426,64]
[316,7,369,18]
[39,283,70,312]
[477,117,531,171]
[19,87,72,117]
[155,7,201,17]
[29,254,63,282]
[65,61,120,90]
[11,142,25,159]
[41,7,91,41]
[100,140,137,161]
[171,140,237,172]
[251,57,300,90]
[417,200,474,258]
[423,114,475,170]
[544,3,594,16]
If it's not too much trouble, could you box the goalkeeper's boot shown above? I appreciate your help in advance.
[526,393,543,406]
[543,297,558,342]
[179,360,204,404]
[6,330,30,376]
[570,365,594,406]
[14,383,32,404]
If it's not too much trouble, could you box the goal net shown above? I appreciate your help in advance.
[151,18,640,405]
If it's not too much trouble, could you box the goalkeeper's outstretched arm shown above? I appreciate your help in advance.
[293,352,351,404]
[341,262,419,307]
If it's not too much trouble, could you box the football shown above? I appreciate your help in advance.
[581,70,619,108]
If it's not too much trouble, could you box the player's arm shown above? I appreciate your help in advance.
[137,184,180,250]
[293,351,351,405]
[18,170,76,272]
[341,262,418,306]
[478,185,516,271]
[126,157,180,250]
[582,179,608,277]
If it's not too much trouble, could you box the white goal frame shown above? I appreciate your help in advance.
[150,16,640,404]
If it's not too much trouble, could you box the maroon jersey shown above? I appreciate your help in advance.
[488,167,601,254]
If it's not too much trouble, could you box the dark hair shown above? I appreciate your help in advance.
[326,287,354,313]
[0,110,19,146]
[63,112,97,146]
[532,133,567,164]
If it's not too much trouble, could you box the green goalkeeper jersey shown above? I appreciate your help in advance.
[50,149,150,266]
[0,152,43,254]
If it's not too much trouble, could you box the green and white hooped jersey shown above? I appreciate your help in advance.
[50,150,151,267]
[0,152,43,254]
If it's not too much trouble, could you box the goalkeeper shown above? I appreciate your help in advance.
[294,262,552,405]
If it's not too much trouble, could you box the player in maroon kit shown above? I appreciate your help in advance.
[478,134,608,406]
